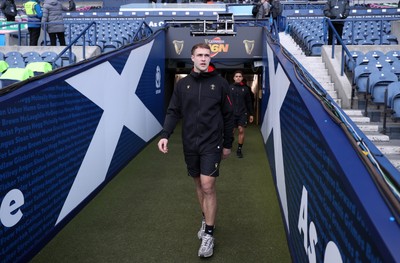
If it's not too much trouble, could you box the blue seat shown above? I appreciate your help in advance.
[353,65,379,93]
[60,51,76,67]
[102,41,117,53]
[368,70,398,104]
[368,60,391,71]
[385,50,400,61]
[346,50,363,71]
[383,35,398,45]
[386,81,400,108]
[5,51,23,59]
[365,50,385,60]
[309,39,323,56]
[42,51,62,68]
[5,56,26,68]
[389,83,400,119]
[356,55,374,67]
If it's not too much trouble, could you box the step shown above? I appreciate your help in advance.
[350,116,371,123]
[344,109,364,116]
[374,140,400,155]
[365,132,390,142]
[356,123,379,132]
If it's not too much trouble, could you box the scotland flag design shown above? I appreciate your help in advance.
[260,41,396,262]
[0,39,164,262]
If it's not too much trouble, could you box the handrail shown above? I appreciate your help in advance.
[323,18,353,77]
[0,20,97,68]
[41,21,97,68]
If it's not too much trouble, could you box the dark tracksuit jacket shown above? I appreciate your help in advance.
[160,67,234,154]
[229,82,254,117]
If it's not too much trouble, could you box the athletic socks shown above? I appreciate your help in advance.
[238,144,243,151]
[205,224,214,236]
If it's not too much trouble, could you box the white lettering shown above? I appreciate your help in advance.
[0,189,24,227]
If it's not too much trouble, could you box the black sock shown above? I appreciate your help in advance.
[238,144,243,151]
[205,224,214,236]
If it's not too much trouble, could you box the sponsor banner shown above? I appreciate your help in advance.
[0,33,165,263]
[261,37,400,262]
[166,27,262,59]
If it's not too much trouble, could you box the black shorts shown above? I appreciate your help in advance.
[184,151,222,177]
[234,114,248,128]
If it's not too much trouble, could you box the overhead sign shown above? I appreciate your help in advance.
[166,27,263,59]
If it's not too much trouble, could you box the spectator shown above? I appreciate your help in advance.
[23,0,42,46]
[42,0,68,46]
[0,0,17,21]
[256,0,270,19]
[323,0,350,45]
[68,0,75,11]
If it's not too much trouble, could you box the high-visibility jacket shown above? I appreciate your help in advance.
[23,1,37,15]
[23,0,42,27]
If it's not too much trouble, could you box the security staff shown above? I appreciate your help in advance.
[23,0,42,46]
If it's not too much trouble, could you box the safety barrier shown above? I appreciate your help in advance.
[0,30,165,263]
[261,33,400,262]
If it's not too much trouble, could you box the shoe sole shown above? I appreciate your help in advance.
[198,246,214,258]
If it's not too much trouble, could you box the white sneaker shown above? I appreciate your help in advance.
[198,234,214,258]
[197,218,205,239]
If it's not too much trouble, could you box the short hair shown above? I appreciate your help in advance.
[191,43,211,55]
[233,70,243,76]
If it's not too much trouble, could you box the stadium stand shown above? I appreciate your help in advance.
[368,70,398,104]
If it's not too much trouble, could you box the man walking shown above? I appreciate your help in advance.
[229,70,254,158]
[158,43,234,258]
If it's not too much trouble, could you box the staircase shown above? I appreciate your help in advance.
[278,32,400,170]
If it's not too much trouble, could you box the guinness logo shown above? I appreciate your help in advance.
[243,40,255,55]
[173,40,184,55]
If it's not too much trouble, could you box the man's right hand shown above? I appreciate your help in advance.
[158,138,169,154]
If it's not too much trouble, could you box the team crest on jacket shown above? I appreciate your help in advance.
[211,84,215,90]
[186,85,190,89]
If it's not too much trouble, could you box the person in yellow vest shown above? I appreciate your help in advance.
[23,0,43,46]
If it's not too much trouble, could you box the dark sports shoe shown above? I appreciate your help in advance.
[198,234,214,258]
[237,150,243,158]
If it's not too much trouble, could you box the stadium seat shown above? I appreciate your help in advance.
[365,50,385,60]
[385,50,400,62]
[102,42,118,53]
[353,64,379,93]
[389,82,400,119]
[356,55,374,67]
[386,81,400,108]
[368,70,398,104]
[42,51,62,68]
[383,34,398,45]
[346,50,363,71]
[60,51,77,67]
[5,51,23,59]
[308,39,323,56]
[368,60,391,71]
[5,56,26,68]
